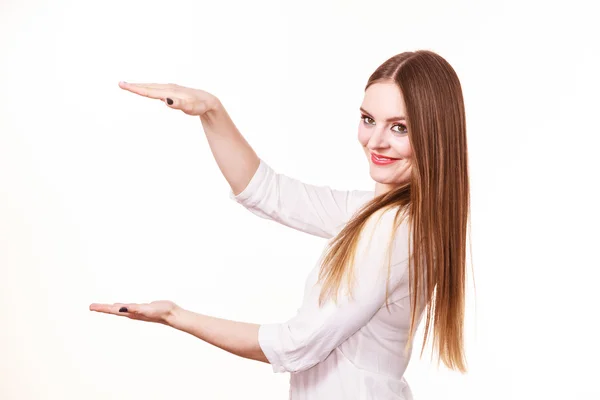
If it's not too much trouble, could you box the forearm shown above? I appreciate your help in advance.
[166,306,269,364]
[200,99,260,195]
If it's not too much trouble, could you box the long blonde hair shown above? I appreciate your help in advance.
[317,50,470,372]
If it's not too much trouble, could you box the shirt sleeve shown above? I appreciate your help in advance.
[229,158,374,238]
[257,207,411,373]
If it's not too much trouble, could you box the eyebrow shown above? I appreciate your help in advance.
[360,107,406,122]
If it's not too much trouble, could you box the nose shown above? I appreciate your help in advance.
[366,126,389,150]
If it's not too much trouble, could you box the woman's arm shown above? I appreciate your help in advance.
[90,299,269,365]
[230,158,375,238]
[199,99,261,196]
[165,307,270,364]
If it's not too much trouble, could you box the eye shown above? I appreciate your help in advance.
[361,114,375,125]
[392,123,408,135]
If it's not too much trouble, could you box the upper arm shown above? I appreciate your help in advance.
[258,207,411,373]
[230,158,374,238]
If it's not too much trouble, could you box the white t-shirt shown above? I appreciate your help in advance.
[230,158,424,400]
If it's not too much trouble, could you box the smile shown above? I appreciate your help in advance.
[371,152,400,165]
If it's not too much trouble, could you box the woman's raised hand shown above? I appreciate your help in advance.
[119,81,220,116]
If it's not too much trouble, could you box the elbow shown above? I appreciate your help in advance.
[259,323,333,373]
[272,342,326,373]
[282,339,327,373]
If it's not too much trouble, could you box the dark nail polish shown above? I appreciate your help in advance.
[119,307,128,312]
[166,98,173,105]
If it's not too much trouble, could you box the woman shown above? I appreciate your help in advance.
[90,49,470,399]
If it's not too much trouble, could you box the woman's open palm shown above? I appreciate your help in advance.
[119,81,219,116]
[89,300,179,325]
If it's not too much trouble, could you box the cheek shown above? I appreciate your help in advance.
[357,125,370,146]
[392,137,412,158]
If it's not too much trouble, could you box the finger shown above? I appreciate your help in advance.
[162,97,180,108]
[89,302,135,315]
[89,303,124,315]
[119,81,173,100]
[115,304,157,323]
[119,82,182,109]
[119,82,177,89]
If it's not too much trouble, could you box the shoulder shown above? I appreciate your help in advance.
[346,190,376,217]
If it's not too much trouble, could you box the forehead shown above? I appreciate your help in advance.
[361,82,406,116]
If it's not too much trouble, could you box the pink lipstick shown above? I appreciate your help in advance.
[371,152,400,165]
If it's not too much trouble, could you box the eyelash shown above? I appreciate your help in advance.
[360,114,407,134]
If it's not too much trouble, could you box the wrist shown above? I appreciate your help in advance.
[164,304,185,327]
[200,97,225,124]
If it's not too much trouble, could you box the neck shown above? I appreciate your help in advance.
[374,182,395,197]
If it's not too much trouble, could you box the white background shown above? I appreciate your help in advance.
[1,0,599,399]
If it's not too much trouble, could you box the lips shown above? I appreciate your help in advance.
[371,152,400,165]
[371,152,400,161]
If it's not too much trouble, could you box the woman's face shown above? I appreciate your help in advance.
[358,81,413,194]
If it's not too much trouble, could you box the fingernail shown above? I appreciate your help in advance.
[166,98,173,105]
[119,307,128,312]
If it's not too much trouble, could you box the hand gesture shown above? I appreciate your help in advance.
[119,81,220,116]
[89,300,180,325]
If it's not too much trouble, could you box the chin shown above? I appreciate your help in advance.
[370,171,408,186]
[369,173,395,185]
[369,166,392,180]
